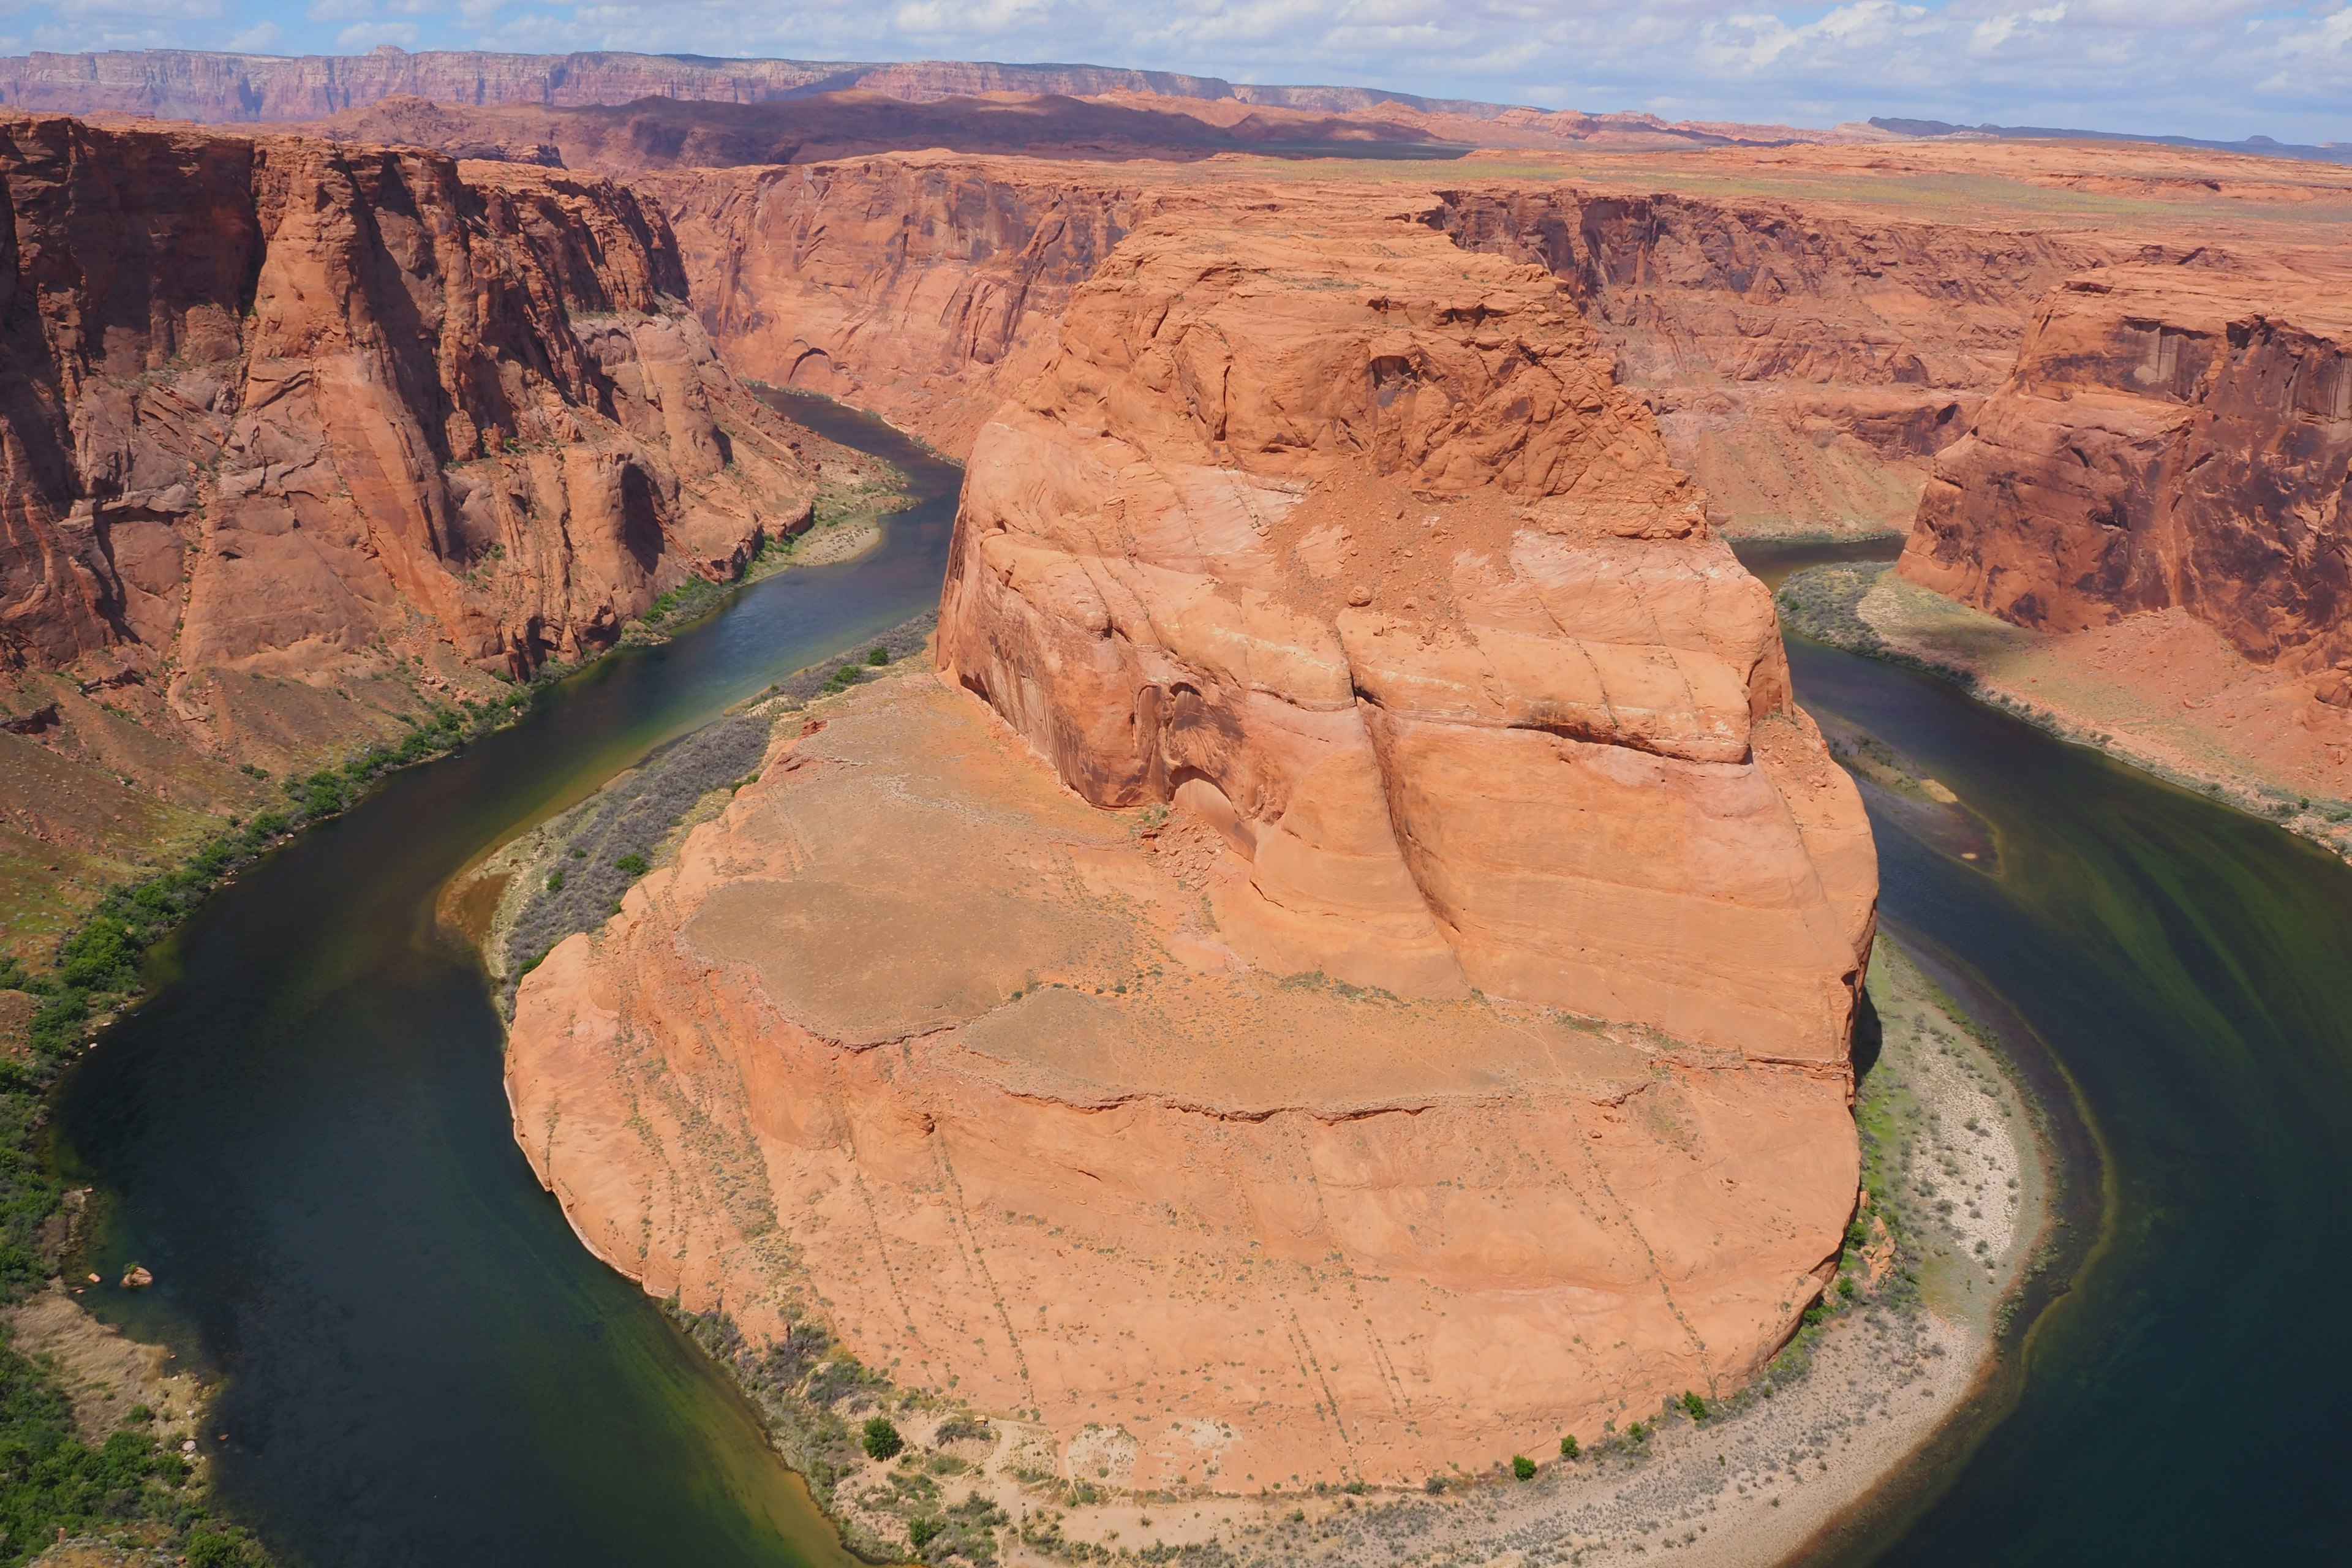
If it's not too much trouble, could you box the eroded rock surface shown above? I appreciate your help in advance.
[508,203,1875,1489]
[1431,187,2108,537]
[1900,259,2352,674]
[0,113,816,683]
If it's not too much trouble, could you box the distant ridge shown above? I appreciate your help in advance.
[0,46,1569,124]
[1871,116,2352,166]
[0,46,1814,147]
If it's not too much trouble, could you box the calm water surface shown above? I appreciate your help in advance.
[54,396,958,1568]
[43,484,2350,1565]
[1737,541,2352,1564]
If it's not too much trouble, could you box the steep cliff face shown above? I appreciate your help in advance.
[647,157,1154,455]
[1431,188,2106,534]
[939,203,1877,1057]
[0,112,825,957]
[1900,260,2352,674]
[507,200,1876,1490]
[0,113,814,684]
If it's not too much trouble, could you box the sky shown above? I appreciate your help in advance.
[2,0,2347,146]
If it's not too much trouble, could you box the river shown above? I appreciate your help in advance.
[53,395,957,1568]
[45,450,2352,1565]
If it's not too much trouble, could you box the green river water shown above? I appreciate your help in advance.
[41,471,2352,1565]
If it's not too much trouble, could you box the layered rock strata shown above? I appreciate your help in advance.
[1899,260,2352,675]
[508,204,1877,1489]
[647,156,1156,456]
[1432,189,2108,535]
[0,113,816,684]
[0,111,834,957]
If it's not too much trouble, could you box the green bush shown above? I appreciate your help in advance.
[862,1415,903,1461]
[867,647,891,666]
[1679,1390,1708,1422]
[546,870,565,894]
[1559,1434,1579,1460]
[908,1517,943,1549]
[1510,1454,1536,1481]
[614,853,649,877]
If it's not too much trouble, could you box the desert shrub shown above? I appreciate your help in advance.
[614,853,649,877]
[1679,1391,1709,1422]
[1559,1434,1579,1460]
[1510,1454,1536,1480]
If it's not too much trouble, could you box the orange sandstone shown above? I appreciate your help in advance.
[506,200,1876,1488]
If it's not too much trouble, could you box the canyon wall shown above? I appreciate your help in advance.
[1431,188,2108,535]
[0,111,815,687]
[507,197,1876,1491]
[646,157,1157,456]
[0,111,826,956]
[1899,260,2352,674]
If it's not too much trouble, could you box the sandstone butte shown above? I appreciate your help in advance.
[505,197,1880,1490]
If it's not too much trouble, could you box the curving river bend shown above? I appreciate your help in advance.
[48,427,2352,1567]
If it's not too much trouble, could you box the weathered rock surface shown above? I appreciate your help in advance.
[0,113,816,685]
[649,156,1158,456]
[1431,187,2107,536]
[507,203,1875,1489]
[1900,259,2352,673]
[0,111,837,958]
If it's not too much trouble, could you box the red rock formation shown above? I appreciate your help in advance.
[938,200,1877,1059]
[1431,187,2105,535]
[648,156,1156,455]
[0,112,815,684]
[1900,259,2352,671]
[505,198,1875,1491]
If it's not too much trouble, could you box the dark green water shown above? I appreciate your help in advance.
[1735,543,2352,1564]
[51,396,960,1568]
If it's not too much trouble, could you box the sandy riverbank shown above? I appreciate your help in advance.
[1780,564,2352,864]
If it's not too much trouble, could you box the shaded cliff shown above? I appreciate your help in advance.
[648,156,1159,456]
[291,91,1464,171]
[1430,187,2107,535]
[0,112,826,957]
[507,198,1875,1493]
[1899,258,2352,675]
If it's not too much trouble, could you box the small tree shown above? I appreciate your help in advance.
[1559,1434,1580,1460]
[1510,1455,1536,1481]
[862,1415,904,1461]
[1679,1390,1708,1422]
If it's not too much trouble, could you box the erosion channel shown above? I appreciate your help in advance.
[39,439,2352,1568]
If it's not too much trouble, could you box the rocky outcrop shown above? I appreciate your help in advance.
[647,157,1156,456]
[1431,188,2107,535]
[1900,260,2352,673]
[507,200,1875,1490]
[0,112,816,684]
